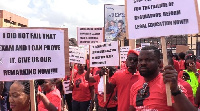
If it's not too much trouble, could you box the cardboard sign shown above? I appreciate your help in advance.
[90,41,119,67]
[63,80,72,94]
[176,45,189,53]
[69,46,86,64]
[0,28,65,81]
[77,27,104,45]
[126,0,200,39]
[104,4,126,42]
[120,46,130,61]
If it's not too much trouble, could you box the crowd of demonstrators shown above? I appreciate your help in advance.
[2,46,200,111]
[85,66,118,111]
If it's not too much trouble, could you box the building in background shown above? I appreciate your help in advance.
[0,10,28,27]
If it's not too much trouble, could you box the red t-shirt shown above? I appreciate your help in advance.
[93,75,118,108]
[74,64,78,71]
[110,69,140,111]
[72,71,92,102]
[196,62,200,69]
[38,88,61,111]
[92,67,100,75]
[130,74,187,111]
[173,60,180,73]
[178,78,194,105]
[179,60,185,71]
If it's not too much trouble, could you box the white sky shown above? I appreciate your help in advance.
[0,0,200,39]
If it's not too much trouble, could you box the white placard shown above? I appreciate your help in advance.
[69,46,86,64]
[141,43,150,48]
[69,46,75,63]
[77,27,104,46]
[135,48,141,53]
[63,80,72,94]
[98,77,104,94]
[0,28,65,81]
[127,0,199,39]
[90,41,119,67]
[84,45,89,55]
[104,4,126,42]
[120,46,130,61]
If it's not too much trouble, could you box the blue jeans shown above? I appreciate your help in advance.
[72,100,90,111]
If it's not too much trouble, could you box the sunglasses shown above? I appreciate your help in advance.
[186,62,195,66]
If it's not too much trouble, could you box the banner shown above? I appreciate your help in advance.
[104,4,126,42]
[77,27,104,45]
[120,46,130,61]
[126,0,200,39]
[0,28,65,81]
[90,41,119,67]
[69,46,86,64]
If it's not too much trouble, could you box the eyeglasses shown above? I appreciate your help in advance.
[127,57,138,62]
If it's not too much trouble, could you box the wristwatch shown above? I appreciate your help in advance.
[171,86,182,96]
[171,90,181,96]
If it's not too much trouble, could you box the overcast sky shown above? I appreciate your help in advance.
[0,0,199,39]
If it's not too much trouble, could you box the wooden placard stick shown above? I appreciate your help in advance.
[194,0,200,33]
[71,62,75,84]
[161,37,172,106]
[103,74,107,102]
[30,80,36,111]
[118,41,122,69]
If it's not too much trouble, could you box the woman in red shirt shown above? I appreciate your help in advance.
[70,64,94,111]
[38,79,62,111]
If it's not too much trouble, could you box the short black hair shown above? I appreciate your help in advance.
[118,20,124,24]
[172,54,179,60]
[141,45,161,60]
[178,52,185,60]
[185,54,196,62]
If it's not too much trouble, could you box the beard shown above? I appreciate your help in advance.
[139,67,157,78]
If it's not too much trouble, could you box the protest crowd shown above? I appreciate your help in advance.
[1,46,200,111]
[1,0,200,111]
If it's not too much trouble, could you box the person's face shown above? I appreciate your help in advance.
[185,59,195,71]
[126,53,138,70]
[118,23,122,28]
[138,50,160,78]
[9,82,30,111]
[41,80,53,92]
[110,21,115,26]
[77,64,84,71]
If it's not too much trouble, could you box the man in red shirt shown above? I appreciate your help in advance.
[106,50,140,111]
[129,46,196,111]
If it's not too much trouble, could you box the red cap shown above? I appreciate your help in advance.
[127,50,139,57]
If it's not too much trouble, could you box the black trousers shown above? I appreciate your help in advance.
[65,93,72,111]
